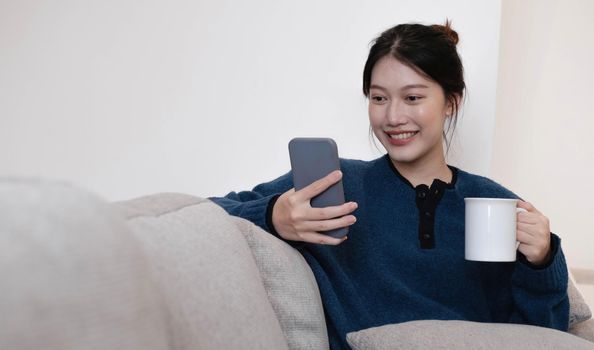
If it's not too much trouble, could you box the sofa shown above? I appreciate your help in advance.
[1,178,594,349]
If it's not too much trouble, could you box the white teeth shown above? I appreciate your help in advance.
[389,132,417,140]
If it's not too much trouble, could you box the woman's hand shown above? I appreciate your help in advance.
[272,170,358,245]
[516,201,552,266]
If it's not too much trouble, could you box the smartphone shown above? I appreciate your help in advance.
[288,137,348,238]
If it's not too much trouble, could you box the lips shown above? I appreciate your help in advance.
[385,131,418,146]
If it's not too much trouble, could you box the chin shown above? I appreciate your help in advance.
[385,149,418,165]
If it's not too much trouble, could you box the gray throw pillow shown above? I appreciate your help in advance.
[569,273,592,326]
[346,320,594,350]
[231,216,329,350]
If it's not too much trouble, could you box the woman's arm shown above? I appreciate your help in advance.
[208,172,294,233]
[210,169,357,245]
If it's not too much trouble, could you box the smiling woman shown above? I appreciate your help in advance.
[368,57,453,185]
[208,21,571,350]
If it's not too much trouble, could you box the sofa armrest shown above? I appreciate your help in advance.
[0,178,168,350]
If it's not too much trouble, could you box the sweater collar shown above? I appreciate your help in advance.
[383,154,458,190]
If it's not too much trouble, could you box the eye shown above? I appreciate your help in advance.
[371,95,387,103]
[405,95,423,102]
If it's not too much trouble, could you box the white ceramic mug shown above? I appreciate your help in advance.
[464,198,525,262]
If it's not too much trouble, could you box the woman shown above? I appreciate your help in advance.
[209,21,569,349]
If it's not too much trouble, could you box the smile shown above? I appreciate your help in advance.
[388,132,418,140]
[385,131,419,146]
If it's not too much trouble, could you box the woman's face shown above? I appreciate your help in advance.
[368,56,452,168]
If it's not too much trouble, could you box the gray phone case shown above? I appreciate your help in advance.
[288,137,348,238]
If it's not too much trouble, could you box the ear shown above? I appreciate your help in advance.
[446,94,461,117]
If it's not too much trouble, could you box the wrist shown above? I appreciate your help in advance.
[527,248,552,267]
[265,194,283,237]
[519,233,556,269]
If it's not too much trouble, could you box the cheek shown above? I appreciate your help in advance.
[417,106,446,130]
[368,105,383,127]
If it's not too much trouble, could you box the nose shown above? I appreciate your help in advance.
[386,100,408,126]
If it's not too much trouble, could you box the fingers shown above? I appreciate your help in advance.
[296,170,342,201]
[517,201,548,226]
[517,229,551,264]
[309,201,358,220]
[276,178,358,246]
[517,223,551,252]
[516,241,544,262]
[517,226,540,243]
[517,223,538,237]
[297,232,348,245]
[299,215,357,233]
[517,200,542,214]
[517,210,550,227]
[516,212,541,225]
[516,201,552,264]
[517,221,550,238]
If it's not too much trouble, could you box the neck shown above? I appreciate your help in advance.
[391,154,452,188]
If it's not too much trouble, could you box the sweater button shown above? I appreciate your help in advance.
[418,191,426,199]
[424,211,432,218]
[422,233,431,240]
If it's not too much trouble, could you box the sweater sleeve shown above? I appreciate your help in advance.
[207,171,293,234]
[508,233,570,331]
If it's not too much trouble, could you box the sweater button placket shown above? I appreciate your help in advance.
[414,182,445,250]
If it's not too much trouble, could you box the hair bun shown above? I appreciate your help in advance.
[432,19,459,45]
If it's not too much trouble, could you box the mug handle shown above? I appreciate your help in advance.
[515,207,527,249]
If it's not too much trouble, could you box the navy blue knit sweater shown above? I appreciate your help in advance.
[209,155,569,349]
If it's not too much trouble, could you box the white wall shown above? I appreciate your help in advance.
[493,0,594,269]
[0,0,502,201]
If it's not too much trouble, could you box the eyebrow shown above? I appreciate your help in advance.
[370,84,429,91]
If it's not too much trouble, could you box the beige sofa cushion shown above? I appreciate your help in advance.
[347,320,594,350]
[118,193,289,350]
[0,179,168,350]
[232,216,329,350]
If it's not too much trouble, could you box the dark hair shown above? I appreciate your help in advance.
[363,20,466,150]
